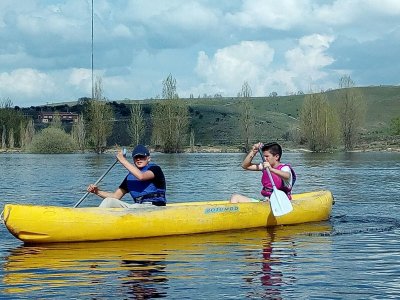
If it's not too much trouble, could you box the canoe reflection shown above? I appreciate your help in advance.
[245,223,332,299]
[121,259,167,298]
[246,227,292,299]
[3,222,332,298]
[3,238,171,298]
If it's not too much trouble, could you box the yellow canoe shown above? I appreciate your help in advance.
[2,190,333,244]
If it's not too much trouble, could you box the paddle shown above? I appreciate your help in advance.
[258,147,293,217]
[74,149,126,208]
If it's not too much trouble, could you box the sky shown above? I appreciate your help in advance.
[0,0,399,107]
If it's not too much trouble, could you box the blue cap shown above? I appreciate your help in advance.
[132,144,150,157]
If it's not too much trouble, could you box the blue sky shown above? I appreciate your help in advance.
[0,0,399,107]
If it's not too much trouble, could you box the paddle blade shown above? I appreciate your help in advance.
[269,189,293,217]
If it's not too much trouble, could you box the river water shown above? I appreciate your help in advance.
[1,151,400,299]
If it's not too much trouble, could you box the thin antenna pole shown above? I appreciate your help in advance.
[91,0,94,100]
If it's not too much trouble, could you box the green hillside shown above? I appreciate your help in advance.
[120,96,300,147]
[345,86,400,131]
[150,85,400,147]
[36,85,400,148]
[183,97,299,146]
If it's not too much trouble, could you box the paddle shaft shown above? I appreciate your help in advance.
[258,148,277,190]
[73,149,126,208]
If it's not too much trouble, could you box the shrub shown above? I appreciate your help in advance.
[28,127,77,153]
[390,117,400,135]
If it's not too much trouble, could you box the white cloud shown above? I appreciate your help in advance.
[112,24,132,38]
[317,0,400,25]
[0,0,399,105]
[195,41,275,96]
[0,69,56,104]
[194,34,335,96]
[13,2,88,41]
[68,68,92,92]
[196,34,334,96]
[266,69,297,95]
[315,0,400,41]
[227,0,310,30]
[274,34,335,94]
[274,35,332,93]
[285,34,335,79]
[125,0,218,25]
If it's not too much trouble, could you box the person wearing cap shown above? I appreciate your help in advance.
[230,142,296,203]
[87,144,167,207]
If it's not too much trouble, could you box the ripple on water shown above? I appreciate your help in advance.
[1,152,400,299]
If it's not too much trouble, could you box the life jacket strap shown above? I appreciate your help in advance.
[133,192,166,204]
[262,187,273,193]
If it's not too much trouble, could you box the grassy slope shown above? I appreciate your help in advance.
[354,86,400,131]
[176,97,299,146]
[48,85,400,147]
[175,86,400,146]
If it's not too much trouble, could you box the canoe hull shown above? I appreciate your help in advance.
[2,190,333,243]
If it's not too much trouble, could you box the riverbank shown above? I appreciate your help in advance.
[1,146,399,154]
[181,137,400,153]
[1,137,399,154]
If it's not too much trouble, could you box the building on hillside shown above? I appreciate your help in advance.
[38,112,79,124]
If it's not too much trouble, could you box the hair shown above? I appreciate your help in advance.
[261,142,282,160]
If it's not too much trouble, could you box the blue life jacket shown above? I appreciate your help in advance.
[126,163,166,204]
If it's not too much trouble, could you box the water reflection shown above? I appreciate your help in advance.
[121,259,167,299]
[2,151,399,298]
[2,223,331,299]
[244,223,331,299]
[260,228,287,297]
[3,238,170,298]
[245,227,286,299]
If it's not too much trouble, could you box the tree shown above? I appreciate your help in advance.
[19,121,25,149]
[71,114,86,152]
[334,75,366,150]
[152,99,189,152]
[172,102,190,152]
[299,93,340,152]
[128,102,145,146]
[390,116,400,135]
[8,128,14,148]
[269,92,278,97]
[151,74,189,153]
[162,74,178,100]
[20,118,35,150]
[50,112,62,129]
[189,129,195,152]
[85,77,114,153]
[29,127,77,154]
[238,81,255,151]
[1,125,6,149]
[0,98,25,149]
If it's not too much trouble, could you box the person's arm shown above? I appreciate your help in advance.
[262,163,291,181]
[116,150,155,181]
[242,143,263,171]
[87,185,126,199]
[277,165,292,186]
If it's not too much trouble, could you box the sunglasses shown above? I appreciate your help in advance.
[134,155,148,160]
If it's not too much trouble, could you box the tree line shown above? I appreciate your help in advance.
[0,74,190,154]
[1,75,399,154]
[237,75,373,152]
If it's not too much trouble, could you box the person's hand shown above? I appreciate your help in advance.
[116,149,127,162]
[262,161,272,170]
[251,142,262,154]
[87,184,99,194]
